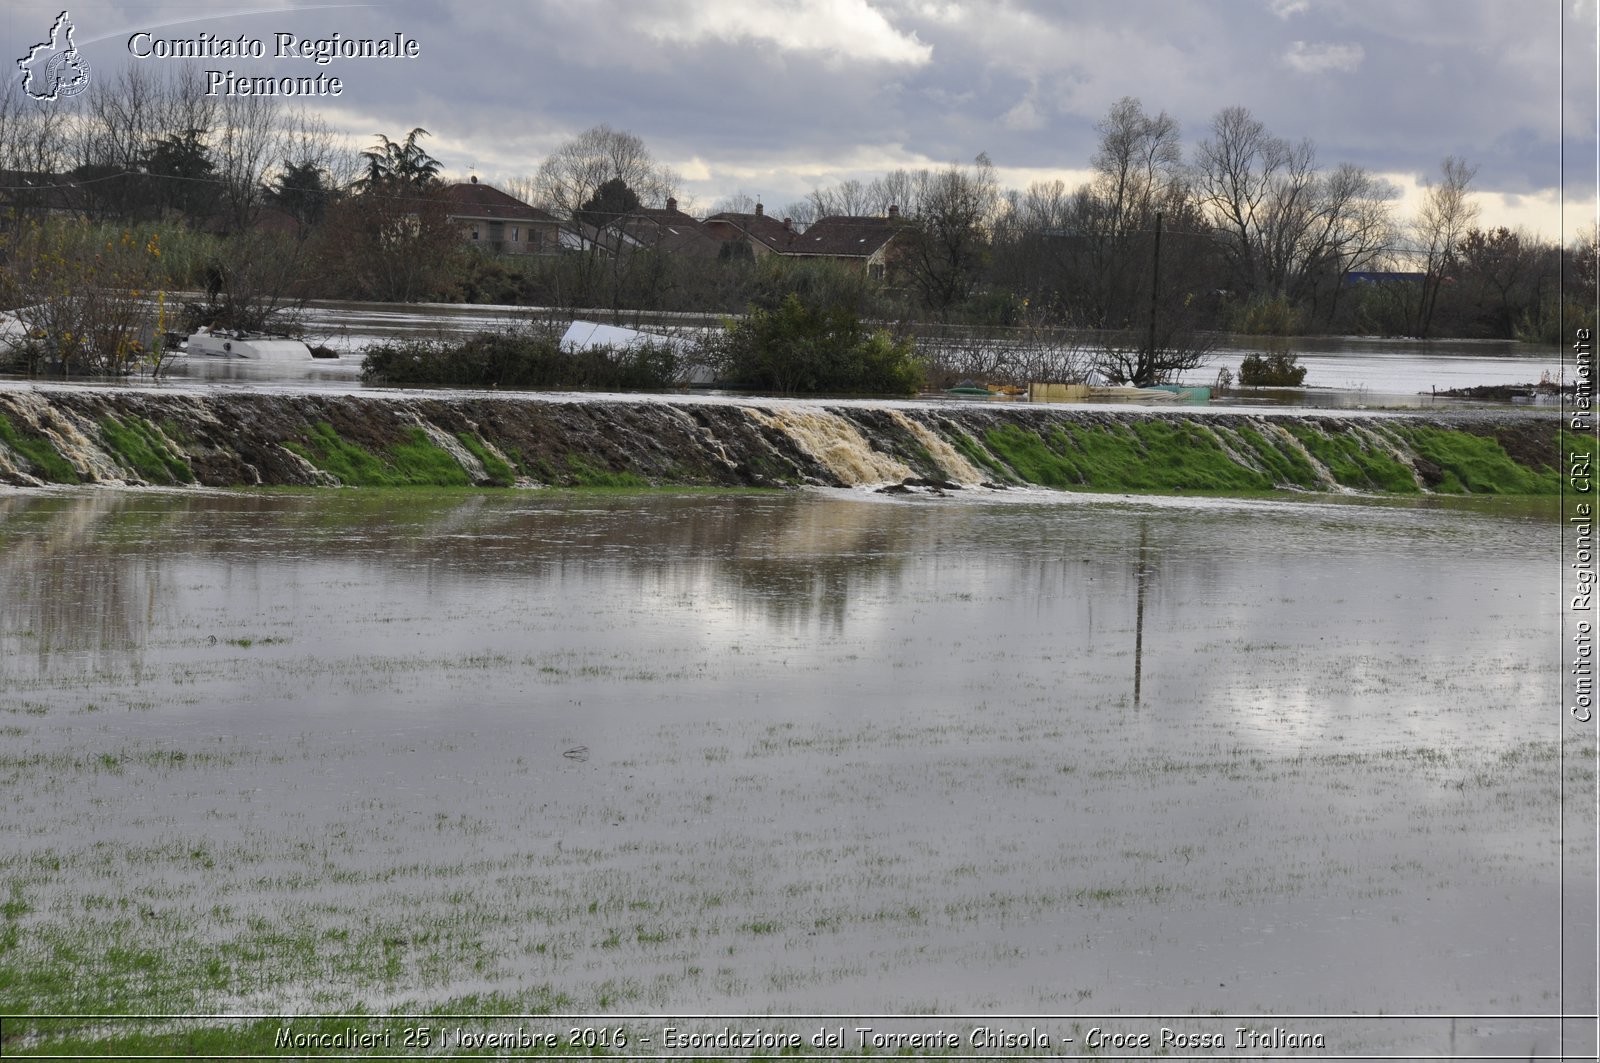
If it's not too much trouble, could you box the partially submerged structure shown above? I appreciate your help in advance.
[560,320,713,385]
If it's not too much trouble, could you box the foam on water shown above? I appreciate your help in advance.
[746,407,914,486]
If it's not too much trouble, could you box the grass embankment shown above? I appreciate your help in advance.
[0,396,1584,496]
[0,415,79,484]
[968,418,1581,496]
[285,422,478,487]
[98,415,195,485]
[0,412,196,486]
[284,422,648,488]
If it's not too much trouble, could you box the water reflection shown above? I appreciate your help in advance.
[0,486,1551,711]
[0,485,1576,1024]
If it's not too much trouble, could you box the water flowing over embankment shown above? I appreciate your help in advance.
[0,387,1577,494]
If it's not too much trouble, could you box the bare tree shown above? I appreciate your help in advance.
[808,177,870,218]
[1094,96,1184,239]
[866,169,916,214]
[778,198,816,229]
[68,65,217,221]
[1411,155,1478,336]
[1091,318,1216,387]
[315,184,458,302]
[1195,104,1398,324]
[1070,98,1192,327]
[898,154,1002,316]
[262,108,357,230]
[710,191,757,214]
[0,92,68,175]
[533,124,678,217]
[1193,105,1295,296]
[278,107,360,192]
[499,174,540,210]
[531,126,680,309]
[0,93,71,239]
[1299,163,1397,326]
[213,95,282,232]
[1015,179,1073,231]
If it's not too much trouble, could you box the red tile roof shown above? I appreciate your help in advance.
[442,181,556,224]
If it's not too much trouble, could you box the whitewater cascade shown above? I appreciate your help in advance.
[0,387,1565,496]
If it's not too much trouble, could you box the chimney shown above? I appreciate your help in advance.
[755,202,764,216]
[782,217,793,232]
[666,197,677,212]
[887,203,899,218]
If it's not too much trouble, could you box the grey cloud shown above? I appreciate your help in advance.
[6,0,1590,230]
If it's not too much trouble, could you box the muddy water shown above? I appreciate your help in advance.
[120,296,1560,405]
[0,488,1587,1055]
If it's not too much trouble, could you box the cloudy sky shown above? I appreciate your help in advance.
[6,0,1597,240]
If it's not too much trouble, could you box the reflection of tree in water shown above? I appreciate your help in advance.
[0,492,1265,685]
[0,494,172,672]
[0,491,929,662]
[718,495,922,631]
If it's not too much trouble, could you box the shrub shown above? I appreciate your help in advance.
[1,219,167,375]
[713,293,923,395]
[1229,293,1302,338]
[1238,351,1308,387]
[360,326,686,390]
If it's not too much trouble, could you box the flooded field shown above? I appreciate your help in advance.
[104,298,1560,408]
[0,486,1591,1057]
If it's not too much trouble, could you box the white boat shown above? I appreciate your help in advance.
[185,327,316,360]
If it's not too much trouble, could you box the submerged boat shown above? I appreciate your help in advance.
[185,327,320,360]
[943,379,1026,397]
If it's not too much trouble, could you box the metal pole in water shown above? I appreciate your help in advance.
[1134,519,1148,707]
[1147,211,1163,367]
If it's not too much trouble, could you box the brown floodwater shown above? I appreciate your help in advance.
[0,486,1590,1058]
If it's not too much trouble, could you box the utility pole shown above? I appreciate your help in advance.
[1146,210,1163,370]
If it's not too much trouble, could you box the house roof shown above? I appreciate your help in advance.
[442,181,556,224]
[785,214,905,258]
[702,210,796,252]
[605,202,721,258]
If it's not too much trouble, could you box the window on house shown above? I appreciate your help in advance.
[512,227,519,242]
[471,227,479,240]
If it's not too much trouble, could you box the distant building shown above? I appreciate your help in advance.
[702,202,799,258]
[1344,271,1426,286]
[0,169,84,218]
[596,197,722,259]
[442,178,561,254]
[775,206,908,278]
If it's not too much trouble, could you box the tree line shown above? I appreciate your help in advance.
[1,68,1594,361]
